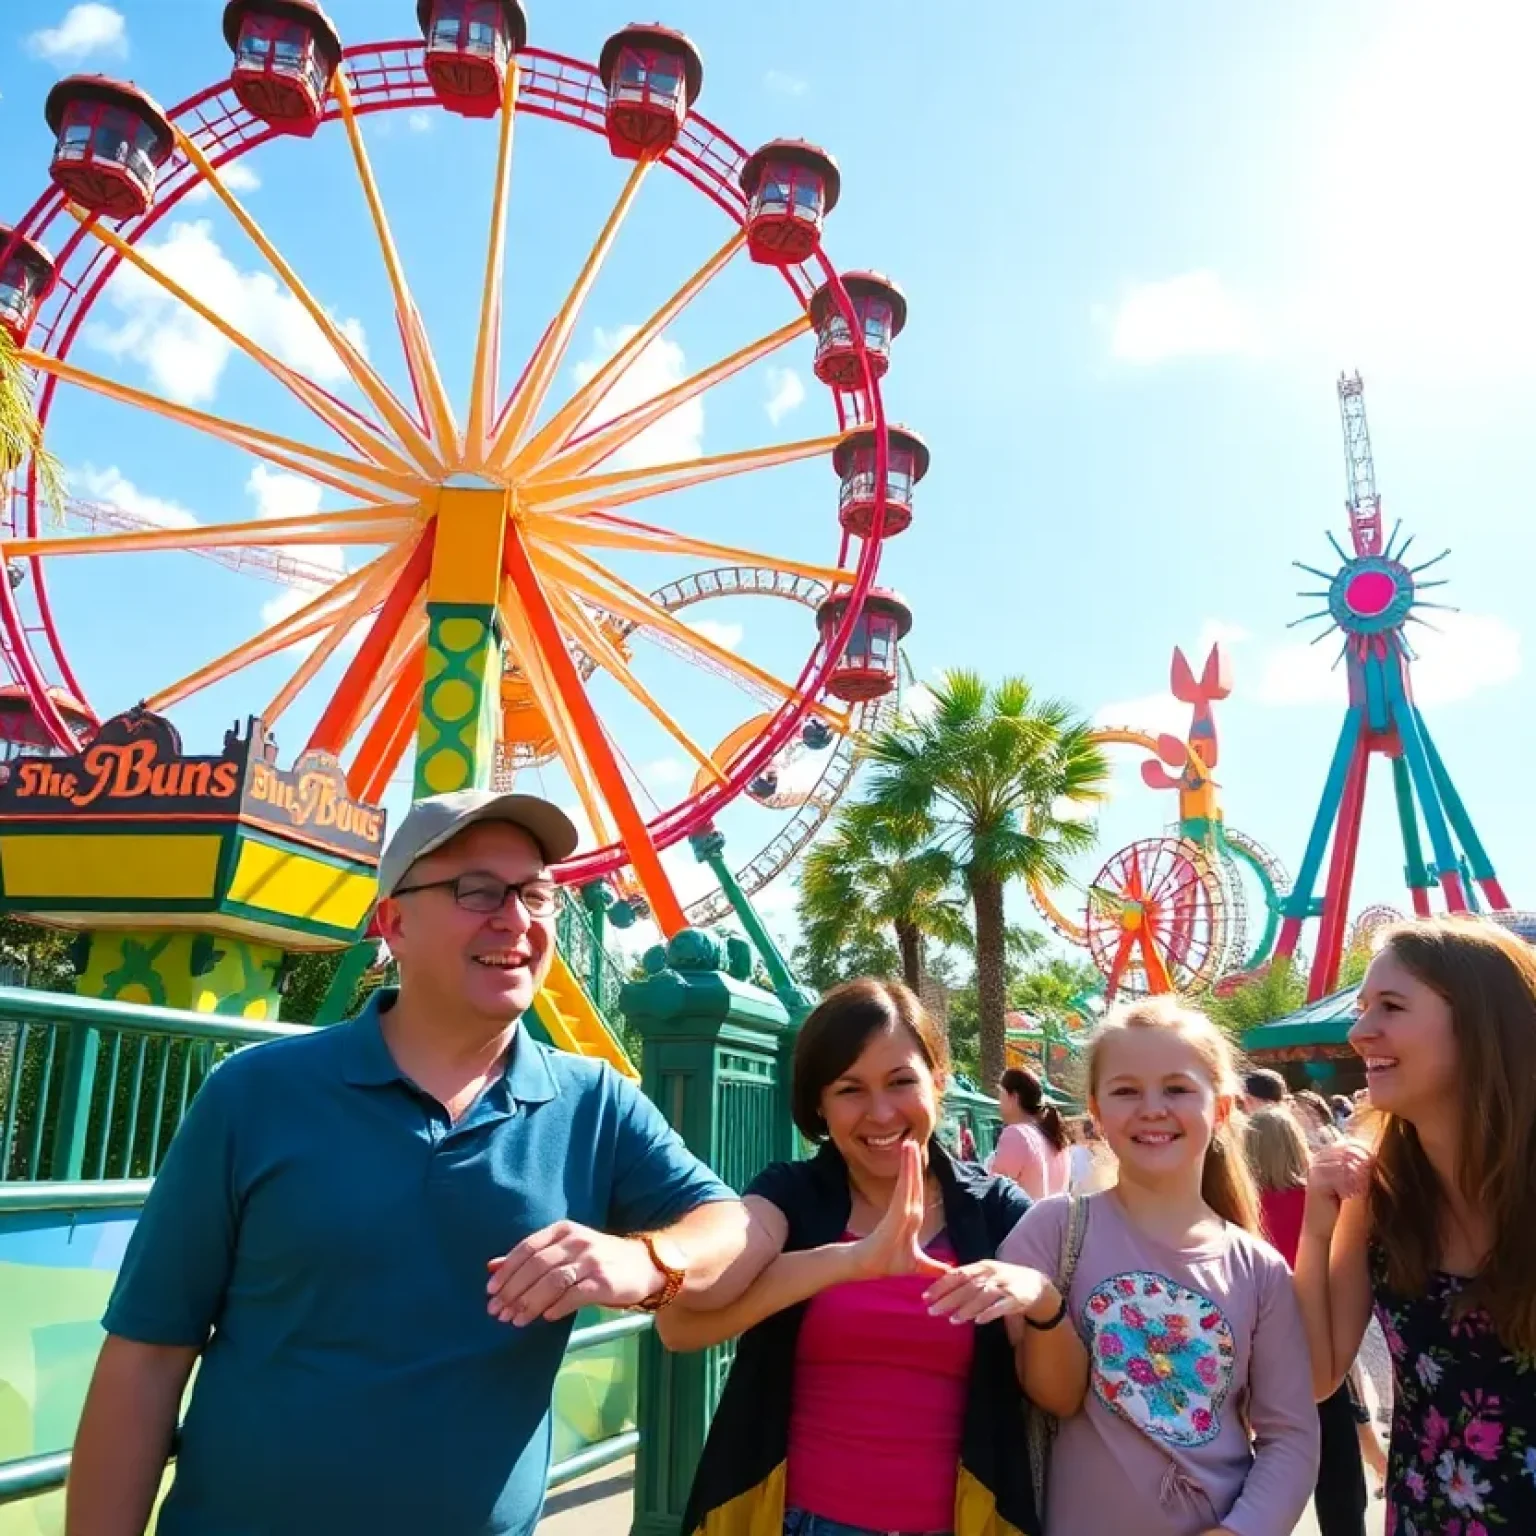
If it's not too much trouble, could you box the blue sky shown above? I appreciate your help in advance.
[4,1,1535,968]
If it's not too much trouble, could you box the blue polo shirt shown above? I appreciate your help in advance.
[103,991,734,1536]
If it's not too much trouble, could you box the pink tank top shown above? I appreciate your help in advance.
[785,1233,972,1531]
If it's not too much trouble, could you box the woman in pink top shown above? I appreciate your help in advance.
[989,1068,1071,1198]
[999,997,1318,1536]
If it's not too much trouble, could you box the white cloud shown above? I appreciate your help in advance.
[1099,271,1261,366]
[86,220,368,406]
[764,366,805,425]
[644,757,692,787]
[246,467,347,629]
[1255,611,1522,708]
[184,163,261,204]
[408,112,434,134]
[26,3,126,62]
[1095,690,1186,736]
[70,463,199,528]
[572,324,704,470]
[684,618,742,651]
[901,682,938,722]
[763,70,808,96]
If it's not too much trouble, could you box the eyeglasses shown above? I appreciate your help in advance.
[391,874,560,918]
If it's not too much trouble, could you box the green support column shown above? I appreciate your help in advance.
[621,929,791,1536]
[415,602,505,796]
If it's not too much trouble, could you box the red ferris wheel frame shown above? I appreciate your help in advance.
[1,36,893,887]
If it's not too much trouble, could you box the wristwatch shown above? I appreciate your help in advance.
[634,1232,688,1313]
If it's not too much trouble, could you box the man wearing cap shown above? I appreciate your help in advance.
[67,791,759,1536]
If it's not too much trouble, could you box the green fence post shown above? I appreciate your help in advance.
[622,928,791,1536]
[51,1022,100,1180]
[312,939,379,1026]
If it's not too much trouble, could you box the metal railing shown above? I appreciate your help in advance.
[0,989,307,1183]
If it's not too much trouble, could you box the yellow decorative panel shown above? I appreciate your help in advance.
[227,839,376,930]
[0,833,222,900]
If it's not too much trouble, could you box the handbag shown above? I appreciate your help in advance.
[1025,1193,1089,1512]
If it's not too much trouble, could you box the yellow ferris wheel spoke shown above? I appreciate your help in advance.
[1,504,418,561]
[66,207,418,481]
[509,230,744,476]
[527,512,855,587]
[261,547,416,727]
[334,71,460,456]
[19,348,420,504]
[464,62,520,467]
[534,543,847,731]
[172,127,445,480]
[495,579,617,847]
[519,434,842,516]
[487,158,652,469]
[545,584,727,787]
[145,549,403,712]
[519,314,811,487]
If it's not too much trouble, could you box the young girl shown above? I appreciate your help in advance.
[999,996,1318,1536]
[990,1067,1072,1198]
[1295,917,1536,1532]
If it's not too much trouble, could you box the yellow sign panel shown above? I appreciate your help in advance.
[0,833,222,900]
[227,839,376,932]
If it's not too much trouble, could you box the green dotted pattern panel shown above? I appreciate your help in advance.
[415,603,504,798]
[76,930,284,1019]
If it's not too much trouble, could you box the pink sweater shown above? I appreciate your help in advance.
[785,1233,972,1530]
[998,1192,1318,1536]
[988,1121,1071,1197]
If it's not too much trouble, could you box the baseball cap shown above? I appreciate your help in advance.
[375,790,580,900]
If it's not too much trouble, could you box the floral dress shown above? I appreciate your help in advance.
[1370,1244,1536,1534]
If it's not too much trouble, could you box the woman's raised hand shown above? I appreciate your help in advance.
[851,1139,951,1280]
[1303,1138,1375,1239]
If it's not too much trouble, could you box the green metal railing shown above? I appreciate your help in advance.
[0,989,306,1183]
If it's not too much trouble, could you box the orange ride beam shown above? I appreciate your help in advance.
[19,349,417,504]
[308,528,436,754]
[537,543,848,730]
[521,434,842,515]
[349,650,425,802]
[464,61,520,468]
[334,73,460,457]
[262,549,413,727]
[67,207,417,479]
[547,585,727,787]
[488,157,651,469]
[2,504,418,561]
[173,128,444,480]
[355,601,427,726]
[510,230,744,475]
[528,511,855,586]
[145,552,398,712]
[502,529,686,934]
[523,314,812,486]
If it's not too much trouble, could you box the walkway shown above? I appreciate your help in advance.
[540,1461,1388,1535]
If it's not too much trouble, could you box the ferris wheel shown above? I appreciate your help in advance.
[0,1,927,933]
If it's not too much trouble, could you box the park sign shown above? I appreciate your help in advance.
[0,708,387,950]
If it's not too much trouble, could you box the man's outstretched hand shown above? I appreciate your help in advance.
[486,1222,662,1326]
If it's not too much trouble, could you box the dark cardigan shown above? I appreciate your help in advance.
[680,1139,1040,1536]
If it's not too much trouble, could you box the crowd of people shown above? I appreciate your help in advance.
[60,789,1536,1536]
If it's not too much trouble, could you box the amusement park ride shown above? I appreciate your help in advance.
[0,2,919,1030]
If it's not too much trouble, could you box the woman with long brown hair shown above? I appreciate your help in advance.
[1296,917,1536,1531]
[989,1067,1071,1199]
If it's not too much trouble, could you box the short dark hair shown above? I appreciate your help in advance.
[1243,1068,1288,1104]
[791,978,948,1141]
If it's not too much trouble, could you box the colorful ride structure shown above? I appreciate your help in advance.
[0,6,915,1020]
[1030,644,1290,1004]
[1273,375,1511,1000]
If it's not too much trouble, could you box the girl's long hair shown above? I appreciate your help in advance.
[999,1066,1069,1151]
[1086,995,1261,1234]
[1370,919,1536,1353]
[1244,1106,1310,1193]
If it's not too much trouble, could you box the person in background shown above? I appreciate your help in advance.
[1296,917,1536,1533]
[1000,997,1318,1536]
[956,1120,979,1163]
[1328,1094,1353,1131]
[988,1067,1071,1199]
[1245,1109,1367,1536]
[1067,1115,1116,1195]
[1241,1066,1288,1115]
[666,979,1071,1536]
[1290,1088,1341,1150]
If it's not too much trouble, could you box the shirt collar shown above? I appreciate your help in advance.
[340,988,559,1105]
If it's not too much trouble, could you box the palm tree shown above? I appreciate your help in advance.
[859,670,1110,1090]
[796,803,972,993]
[0,328,64,518]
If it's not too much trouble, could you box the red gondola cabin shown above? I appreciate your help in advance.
[738,139,840,266]
[598,24,703,160]
[0,685,92,761]
[808,271,907,388]
[223,0,343,136]
[0,228,56,346]
[44,77,175,222]
[816,588,911,703]
[417,0,526,118]
[833,425,929,541]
